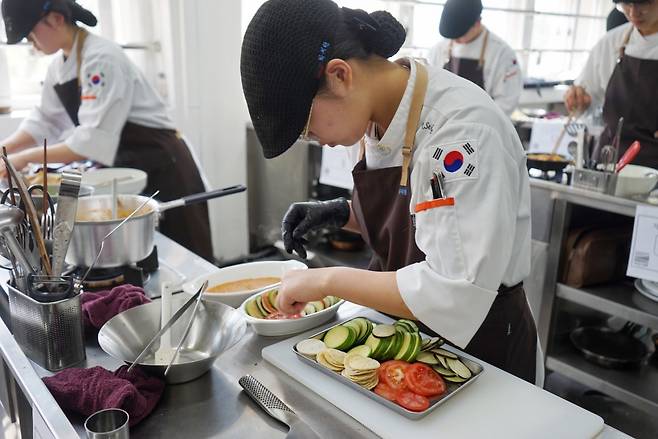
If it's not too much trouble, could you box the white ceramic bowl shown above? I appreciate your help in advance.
[81,168,148,195]
[615,164,658,198]
[239,290,344,337]
[182,260,307,308]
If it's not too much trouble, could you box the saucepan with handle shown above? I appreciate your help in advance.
[66,185,246,268]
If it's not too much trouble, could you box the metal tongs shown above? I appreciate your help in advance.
[127,280,208,373]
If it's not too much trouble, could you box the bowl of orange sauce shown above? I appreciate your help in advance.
[182,260,308,308]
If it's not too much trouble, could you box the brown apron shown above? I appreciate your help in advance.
[351,61,537,383]
[600,27,658,167]
[51,29,213,261]
[443,29,489,90]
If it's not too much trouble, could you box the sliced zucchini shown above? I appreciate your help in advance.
[431,348,458,359]
[310,301,325,312]
[268,289,278,310]
[420,337,444,351]
[394,332,412,360]
[324,326,355,351]
[416,351,439,365]
[394,321,412,333]
[372,324,396,338]
[397,319,419,333]
[365,334,383,358]
[431,365,455,376]
[245,299,264,318]
[347,344,372,357]
[403,333,421,362]
[255,295,268,317]
[446,358,472,379]
[378,334,399,361]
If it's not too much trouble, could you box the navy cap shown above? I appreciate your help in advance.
[2,0,96,44]
[439,0,483,39]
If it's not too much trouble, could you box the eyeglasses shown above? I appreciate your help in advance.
[616,0,655,13]
[299,100,315,142]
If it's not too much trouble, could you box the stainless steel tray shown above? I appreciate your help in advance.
[292,316,484,420]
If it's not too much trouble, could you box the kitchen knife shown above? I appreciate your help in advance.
[238,375,321,439]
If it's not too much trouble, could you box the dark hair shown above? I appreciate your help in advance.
[318,8,406,89]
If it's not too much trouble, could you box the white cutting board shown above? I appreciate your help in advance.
[262,308,604,439]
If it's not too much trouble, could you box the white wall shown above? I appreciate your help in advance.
[157,0,249,262]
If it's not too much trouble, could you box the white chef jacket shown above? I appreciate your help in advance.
[19,32,175,166]
[427,29,522,116]
[576,22,658,111]
[363,59,531,350]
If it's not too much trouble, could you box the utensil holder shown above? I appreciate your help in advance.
[572,169,618,195]
[6,282,85,371]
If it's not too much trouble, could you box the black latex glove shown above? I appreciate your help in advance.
[282,197,350,259]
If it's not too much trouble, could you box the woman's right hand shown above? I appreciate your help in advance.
[281,197,351,259]
[564,86,592,113]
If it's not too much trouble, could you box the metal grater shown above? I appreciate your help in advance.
[238,375,298,427]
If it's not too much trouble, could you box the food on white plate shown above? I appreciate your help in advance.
[298,317,477,412]
[295,339,326,358]
[244,288,340,320]
[208,276,280,293]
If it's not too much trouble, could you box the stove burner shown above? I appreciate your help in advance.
[73,247,160,291]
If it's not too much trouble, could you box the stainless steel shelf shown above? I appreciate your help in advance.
[547,343,658,415]
[556,282,658,329]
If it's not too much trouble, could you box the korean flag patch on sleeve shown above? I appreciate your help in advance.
[430,140,479,181]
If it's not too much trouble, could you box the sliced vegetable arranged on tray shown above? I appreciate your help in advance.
[295,317,476,412]
[245,288,340,320]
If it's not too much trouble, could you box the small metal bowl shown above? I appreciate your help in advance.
[98,294,246,384]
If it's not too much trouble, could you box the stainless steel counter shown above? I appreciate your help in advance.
[0,232,628,438]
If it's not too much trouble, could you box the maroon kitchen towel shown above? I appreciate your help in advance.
[43,365,165,427]
[81,284,151,330]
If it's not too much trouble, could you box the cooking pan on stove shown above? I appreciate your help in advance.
[67,185,246,268]
[570,323,648,369]
[526,153,571,173]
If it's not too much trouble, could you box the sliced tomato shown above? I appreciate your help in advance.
[404,363,446,397]
[373,383,398,402]
[378,360,409,391]
[395,390,430,412]
[264,311,301,320]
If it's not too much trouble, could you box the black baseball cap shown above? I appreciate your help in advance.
[241,0,341,159]
[2,0,97,44]
[439,0,483,39]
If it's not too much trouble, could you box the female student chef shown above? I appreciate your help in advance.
[1,0,212,259]
[565,0,658,166]
[241,0,542,384]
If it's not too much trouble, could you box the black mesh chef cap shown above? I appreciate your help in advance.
[241,0,405,159]
[439,0,483,39]
[2,0,96,44]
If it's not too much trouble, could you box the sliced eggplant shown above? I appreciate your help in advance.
[431,365,455,376]
[431,348,458,359]
[416,351,439,365]
[446,357,473,379]
[444,375,469,383]
[373,324,396,338]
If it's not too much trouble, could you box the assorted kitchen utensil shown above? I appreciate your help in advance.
[126,280,205,373]
[164,280,209,375]
[238,375,321,439]
[51,171,82,276]
[100,293,246,383]
[2,155,52,275]
[68,185,247,268]
[615,140,641,173]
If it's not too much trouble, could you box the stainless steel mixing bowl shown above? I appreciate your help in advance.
[98,294,246,384]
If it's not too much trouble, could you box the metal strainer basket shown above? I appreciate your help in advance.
[6,283,85,371]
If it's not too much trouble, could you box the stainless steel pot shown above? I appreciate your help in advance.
[66,185,246,268]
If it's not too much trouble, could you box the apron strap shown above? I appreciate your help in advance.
[618,26,633,61]
[478,28,489,69]
[400,61,429,190]
[75,28,89,88]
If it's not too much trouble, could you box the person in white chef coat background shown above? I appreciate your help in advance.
[0,0,213,260]
[241,0,542,385]
[565,0,658,167]
[427,0,522,116]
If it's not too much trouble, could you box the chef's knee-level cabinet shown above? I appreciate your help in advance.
[531,179,658,416]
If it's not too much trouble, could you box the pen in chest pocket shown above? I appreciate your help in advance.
[430,171,446,199]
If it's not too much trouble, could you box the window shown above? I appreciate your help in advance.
[0,0,160,111]
[241,0,613,81]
